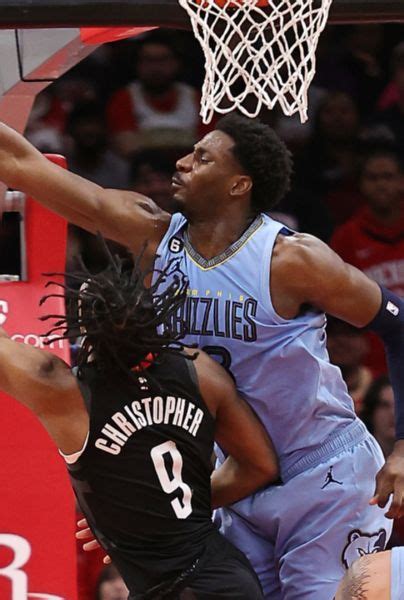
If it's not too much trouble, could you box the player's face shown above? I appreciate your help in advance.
[172,130,244,217]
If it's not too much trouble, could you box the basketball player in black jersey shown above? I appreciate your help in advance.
[0,249,278,599]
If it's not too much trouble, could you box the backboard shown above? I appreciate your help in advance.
[0,0,403,27]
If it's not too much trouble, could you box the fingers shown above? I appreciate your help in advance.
[372,468,393,509]
[385,484,404,520]
[76,527,93,540]
[370,463,404,519]
[76,516,109,563]
[372,487,391,509]
[83,540,101,552]
[77,518,89,528]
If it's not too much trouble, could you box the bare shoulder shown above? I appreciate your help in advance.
[272,232,337,277]
[271,230,381,325]
[271,232,341,313]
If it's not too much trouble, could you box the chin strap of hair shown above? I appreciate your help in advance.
[366,286,404,439]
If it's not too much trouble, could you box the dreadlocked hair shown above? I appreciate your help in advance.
[39,239,195,379]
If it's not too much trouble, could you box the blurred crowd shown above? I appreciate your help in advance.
[1,22,403,599]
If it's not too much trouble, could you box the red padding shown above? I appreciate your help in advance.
[0,155,77,600]
[80,26,156,44]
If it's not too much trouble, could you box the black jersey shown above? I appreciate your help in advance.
[68,353,216,594]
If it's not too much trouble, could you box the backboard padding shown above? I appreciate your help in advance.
[0,0,403,29]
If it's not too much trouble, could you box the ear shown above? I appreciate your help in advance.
[350,531,360,542]
[230,175,252,197]
[376,529,386,549]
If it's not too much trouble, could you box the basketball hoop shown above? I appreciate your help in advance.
[178,0,333,123]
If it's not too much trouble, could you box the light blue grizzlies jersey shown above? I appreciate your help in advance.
[154,212,357,478]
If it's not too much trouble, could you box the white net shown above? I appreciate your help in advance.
[178,0,333,123]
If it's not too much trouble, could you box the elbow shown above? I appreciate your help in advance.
[262,444,280,483]
[37,354,58,379]
[264,461,280,484]
[253,457,280,487]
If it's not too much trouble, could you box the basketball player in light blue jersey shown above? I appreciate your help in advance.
[336,548,404,599]
[0,115,403,599]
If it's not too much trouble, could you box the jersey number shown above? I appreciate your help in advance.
[151,440,193,519]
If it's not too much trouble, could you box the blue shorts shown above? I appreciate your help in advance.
[392,547,404,600]
[216,421,393,599]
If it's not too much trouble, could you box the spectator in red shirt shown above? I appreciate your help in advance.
[330,144,404,376]
[107,31,209,158]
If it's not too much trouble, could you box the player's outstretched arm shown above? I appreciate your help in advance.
[193,351,279,509]
[272,233,404,518]
[0,326,88,454]
[0,123,170,256]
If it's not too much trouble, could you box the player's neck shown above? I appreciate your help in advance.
[187,210,255,260]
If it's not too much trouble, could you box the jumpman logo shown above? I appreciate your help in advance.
[321,466,343,489]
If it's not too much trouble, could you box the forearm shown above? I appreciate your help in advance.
[0,122,38,188]
[367,286,404,439]
[211,457,271,509]
[0,122,102,230]
[18,163,102,232]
